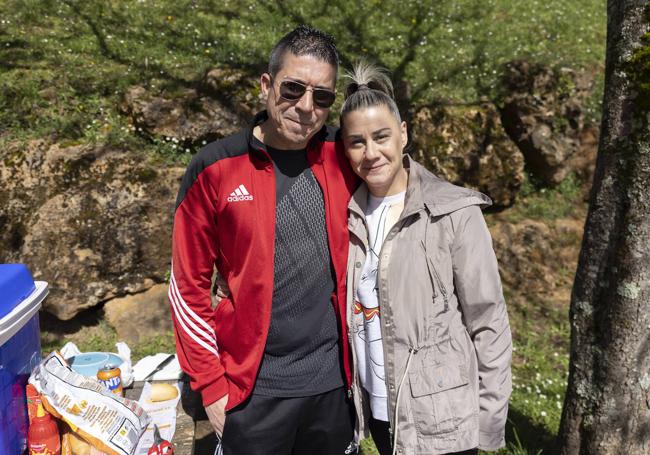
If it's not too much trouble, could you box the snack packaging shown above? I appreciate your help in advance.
[29,352,150,455]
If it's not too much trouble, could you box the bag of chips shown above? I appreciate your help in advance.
[29,352,150,455]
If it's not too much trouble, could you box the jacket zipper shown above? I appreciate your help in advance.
[353,210,421,433]
[431,260,449,312]
[310,157,357,392]
[347,222,370,438]
[421,239,449,312]
[375,217,410,432]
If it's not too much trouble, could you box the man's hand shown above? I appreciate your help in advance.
[211,272,231,307]
[205,394,228,436]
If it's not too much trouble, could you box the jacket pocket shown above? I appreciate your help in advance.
[408,362,468,436]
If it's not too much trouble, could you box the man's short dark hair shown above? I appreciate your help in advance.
[268,25,339,79]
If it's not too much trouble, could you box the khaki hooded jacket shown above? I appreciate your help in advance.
[346,156,512,454]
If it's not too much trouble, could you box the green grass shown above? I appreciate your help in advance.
[40,315,176,362]
[502,295,569,453]
[1,0,606,161]
[40,319,118,354]
[506,173,583,222]
[130,332,177,360]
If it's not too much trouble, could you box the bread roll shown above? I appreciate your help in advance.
[149,383,179,402]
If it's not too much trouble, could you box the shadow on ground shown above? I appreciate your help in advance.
[39,305,104,334]
[506,407,558,453]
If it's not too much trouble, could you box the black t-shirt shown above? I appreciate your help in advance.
[251,136,344,396]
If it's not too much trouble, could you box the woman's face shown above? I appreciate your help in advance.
[342,105,408,196]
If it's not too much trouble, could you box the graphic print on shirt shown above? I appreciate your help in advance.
[354,300,384,381]
[355,203,390,384]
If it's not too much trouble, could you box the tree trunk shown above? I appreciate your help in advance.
[559,1,650,454]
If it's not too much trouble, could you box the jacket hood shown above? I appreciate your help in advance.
[349,154,491,218]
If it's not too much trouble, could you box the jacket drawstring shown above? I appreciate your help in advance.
[392,346,418,455]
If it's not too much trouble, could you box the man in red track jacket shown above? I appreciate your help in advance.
[169,26,358,454]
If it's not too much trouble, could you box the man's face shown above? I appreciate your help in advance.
[260,53,337,150]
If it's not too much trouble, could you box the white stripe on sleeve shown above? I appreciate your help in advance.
[168,284,220,358]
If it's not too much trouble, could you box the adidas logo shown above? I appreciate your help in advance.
[227,184,254,202]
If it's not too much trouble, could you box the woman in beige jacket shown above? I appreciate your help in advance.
[340,62,512,455]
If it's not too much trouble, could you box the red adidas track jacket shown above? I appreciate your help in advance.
[169,111,358,409]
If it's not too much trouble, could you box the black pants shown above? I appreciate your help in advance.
[219,387,355,455]
[369,417,478,455]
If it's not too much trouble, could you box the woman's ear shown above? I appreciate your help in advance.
[400,120,408,149]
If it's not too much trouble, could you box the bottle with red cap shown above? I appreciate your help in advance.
[27,401,61,455]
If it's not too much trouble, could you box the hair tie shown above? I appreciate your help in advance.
[358,83,369,90]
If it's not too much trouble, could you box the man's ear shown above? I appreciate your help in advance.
[260,73,272,100]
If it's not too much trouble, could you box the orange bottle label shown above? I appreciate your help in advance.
[29,441,61,455]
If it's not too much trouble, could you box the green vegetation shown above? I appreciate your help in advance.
[502,294,569,453]
[507,173,583,222]
[40,318,118,354]
[1,0,606,161]
[40,315,176,362]
[130,332,177,360]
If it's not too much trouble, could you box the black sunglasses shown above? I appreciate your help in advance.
[273,78,336,109]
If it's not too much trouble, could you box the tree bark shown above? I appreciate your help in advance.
[559,1,650,454]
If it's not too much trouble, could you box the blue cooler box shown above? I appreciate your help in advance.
[0,264,48,455]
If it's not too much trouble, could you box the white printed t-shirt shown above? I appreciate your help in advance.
[353,191,405,422]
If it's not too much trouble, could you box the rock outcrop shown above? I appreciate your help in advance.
[499,60,598,186]
[200,67,265,119]
[489,216,584,309]
[121,67,264,148]
[104,284,172,345]
[121,85,243,147]
[411,104,525,207]
[0,140,184,320]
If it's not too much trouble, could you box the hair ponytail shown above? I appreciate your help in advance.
[341,60,401,123]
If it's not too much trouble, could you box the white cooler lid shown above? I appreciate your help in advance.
[0,281,48,347]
